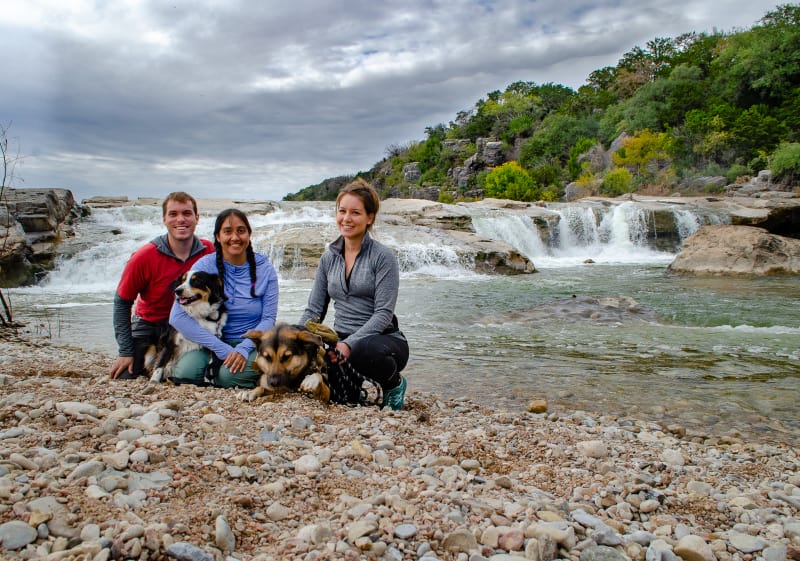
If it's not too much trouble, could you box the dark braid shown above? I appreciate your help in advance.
[213,208,258,297]
[246,245,257,297]
[214,240,225,279]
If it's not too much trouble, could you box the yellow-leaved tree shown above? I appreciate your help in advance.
[612,129,674,186]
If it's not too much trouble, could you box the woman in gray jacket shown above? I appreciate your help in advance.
[300,178,409,409]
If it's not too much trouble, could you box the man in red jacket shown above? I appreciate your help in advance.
[109,192,214,379]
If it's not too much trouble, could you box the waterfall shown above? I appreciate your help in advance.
[672,208,727,239]
[24,200,724,301]
[469,201,719,267]
[596,202,651,249]
[555,206,600,248]
[470,214,549,258]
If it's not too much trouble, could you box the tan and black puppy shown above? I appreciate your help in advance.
[241,323,330,403]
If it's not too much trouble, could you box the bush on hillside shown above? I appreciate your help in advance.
[601,167,634,196]
[771,142,800,184]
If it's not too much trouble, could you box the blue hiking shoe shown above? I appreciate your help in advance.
[382,376,407,410]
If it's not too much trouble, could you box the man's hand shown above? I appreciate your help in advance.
[109,356,134,379]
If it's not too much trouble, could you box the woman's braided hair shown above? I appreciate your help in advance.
[213,208,258,297]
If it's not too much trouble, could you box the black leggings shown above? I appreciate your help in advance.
[346,332,409,390]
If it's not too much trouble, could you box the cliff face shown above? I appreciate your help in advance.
[0,188,90,286]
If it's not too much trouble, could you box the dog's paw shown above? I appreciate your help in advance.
[300,373,331,403]
[149,368,165,384]
[299,372,322,393]
[240,387,265,402]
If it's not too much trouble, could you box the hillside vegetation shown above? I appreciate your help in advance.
[285,4,800,203]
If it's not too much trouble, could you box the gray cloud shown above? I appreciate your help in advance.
[0,0,776,201]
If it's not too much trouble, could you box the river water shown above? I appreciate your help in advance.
[7,201,799,445]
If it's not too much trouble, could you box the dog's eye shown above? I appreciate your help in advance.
[263,354,273,362]
[281,351,292,362]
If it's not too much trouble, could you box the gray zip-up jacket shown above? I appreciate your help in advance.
[300,232,401,350]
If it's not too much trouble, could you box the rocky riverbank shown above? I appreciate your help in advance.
[1,332,798,561]
[0,189,89,287]
[3,188,799,287]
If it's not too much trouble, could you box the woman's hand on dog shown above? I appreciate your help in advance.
[223,350,247,373]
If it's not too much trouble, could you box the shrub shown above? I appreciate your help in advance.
[483,161,540,201]
[771,142,800,183]
[438,191,455,204]
[725,163,751,183]
[601,167,634,197]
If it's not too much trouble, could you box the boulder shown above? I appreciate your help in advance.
[402,162,421,183]
[441,139,471,154]
[410,187,440,201]
[0,188,90,286]
[381,198,474,231]
[668,225,800,276]
[577,143,610,174]
[476,138,504,166]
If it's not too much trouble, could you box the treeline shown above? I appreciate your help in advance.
[285,4,800,202]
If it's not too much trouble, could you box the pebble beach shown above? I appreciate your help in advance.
[0,331,798,561]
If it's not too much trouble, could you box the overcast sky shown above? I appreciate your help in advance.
[1,1,778,202]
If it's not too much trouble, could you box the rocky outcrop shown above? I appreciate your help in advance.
[265,200,537,276]
[448,137,504,189]
[401,162,421,183]
[668,225,800,275]
[0,188,90,286]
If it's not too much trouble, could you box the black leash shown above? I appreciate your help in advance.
[324,346,383,407]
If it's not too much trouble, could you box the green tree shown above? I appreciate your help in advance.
[567,137,598,180]
[519,114,599,169]
[712,5,800,105]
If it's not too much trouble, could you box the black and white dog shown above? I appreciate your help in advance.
[147,270,227,384]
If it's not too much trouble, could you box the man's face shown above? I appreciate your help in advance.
[163,200,199,242]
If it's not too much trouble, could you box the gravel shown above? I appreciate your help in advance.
[0,330,798,561]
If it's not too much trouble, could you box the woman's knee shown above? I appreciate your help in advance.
[215,367,260,388]
[215,350,260,388]
[171,349,211,383]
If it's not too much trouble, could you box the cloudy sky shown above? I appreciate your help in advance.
[1,0,778,202]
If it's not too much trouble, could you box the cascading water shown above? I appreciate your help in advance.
[555,206,600,249]
[596,202,651,249]
[470,201,686,266]
[470,214,549,260]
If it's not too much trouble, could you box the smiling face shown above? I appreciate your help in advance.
[216,214,251,265]
[162,199,199,243]
[336,193,374,243]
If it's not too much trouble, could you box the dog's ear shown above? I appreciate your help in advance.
[243,329,264,343]
[297,330,323,348]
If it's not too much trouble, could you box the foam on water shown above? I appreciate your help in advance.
[709,324,800,335]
